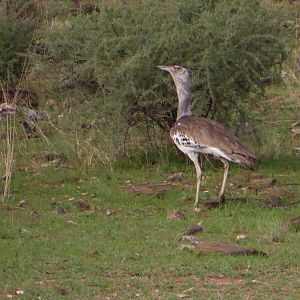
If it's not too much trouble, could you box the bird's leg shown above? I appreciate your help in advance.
[219,159,230,203]
[193,158,202,209]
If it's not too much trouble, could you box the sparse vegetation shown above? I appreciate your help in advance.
[0,156,300,299]
[0,0,300,299]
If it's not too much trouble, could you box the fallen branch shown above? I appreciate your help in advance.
[179,240,267,256]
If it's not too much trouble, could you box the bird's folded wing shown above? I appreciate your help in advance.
[171,116,258,166]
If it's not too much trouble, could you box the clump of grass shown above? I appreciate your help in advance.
[271,225,285,243]
[1,87,16,200]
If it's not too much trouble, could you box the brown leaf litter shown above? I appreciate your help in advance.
[183,224,204,235]
[124,172,194,196]
[178,235,267,256]
[32,151,69,169]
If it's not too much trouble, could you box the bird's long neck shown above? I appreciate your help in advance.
[172,76,192,120]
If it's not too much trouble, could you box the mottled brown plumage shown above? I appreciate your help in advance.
[171,115,257,169]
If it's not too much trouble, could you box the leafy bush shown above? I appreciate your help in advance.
[0,0,45,84]
[32,0,287,157]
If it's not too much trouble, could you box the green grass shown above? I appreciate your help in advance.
[1,76,300,299]
[1,155,300,299]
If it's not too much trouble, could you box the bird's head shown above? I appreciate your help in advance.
[157,65,191,82]
[157,65,191,90]
[157,64,192,118]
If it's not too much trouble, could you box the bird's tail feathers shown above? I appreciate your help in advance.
[232,154,257,170]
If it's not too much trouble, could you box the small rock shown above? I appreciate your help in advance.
[183,224,204,235]
[15,290,24,295]
[236,234,247,241]
[58,288,69,295]
[106,209,115,216]
[179,235,202,245]
[17,200,28,208]
[57,207,67,214]
[67,220,78,225]
[167,172,183,182]
[167,209,185,220]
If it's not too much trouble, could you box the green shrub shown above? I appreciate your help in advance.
[0,0,45,84]
[31,0,287,160]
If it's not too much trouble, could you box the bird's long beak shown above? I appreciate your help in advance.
[157,65,170,72]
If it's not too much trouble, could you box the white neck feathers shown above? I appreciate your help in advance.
[171,75,192,120]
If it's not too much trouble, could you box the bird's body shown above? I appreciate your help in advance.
[170,115,256,169]
[157,65,257,209]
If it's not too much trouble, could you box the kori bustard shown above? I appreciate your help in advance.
[158,65,257,210]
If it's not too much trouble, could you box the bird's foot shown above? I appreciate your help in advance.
[193,206,201,212]
[220,195,227,204]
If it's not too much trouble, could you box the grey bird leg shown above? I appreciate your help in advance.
[188,153,202,209]
[219,159,230,203]
[194,161,202,208]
